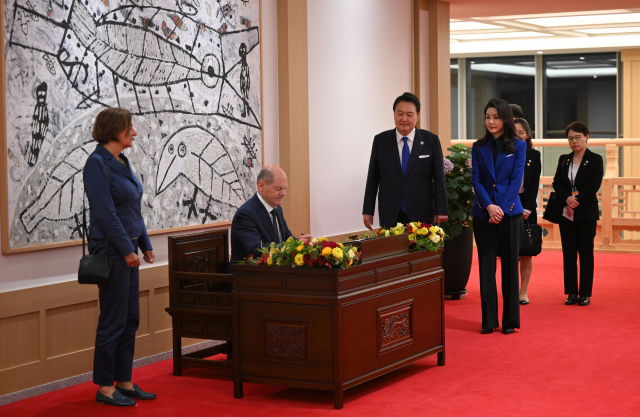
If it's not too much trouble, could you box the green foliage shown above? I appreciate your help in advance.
[442,143,474,240]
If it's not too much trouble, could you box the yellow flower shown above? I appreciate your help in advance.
[410,222,418,229]
[294,253,304,266]
[322,247,332,256]
[384,230,390,237]
[311,238,318,244]
[267,256,273,266]
[286,236,294,242]
[348,249,355,259]
[317,237,328,242]
[337,242,344,248]
[297,244,304,252]
[348,259,353,266]
[408,233,415,241]
[332,247,344,259]
[438,229,445,237]
[429,226,439,234]
[396,223,403,228]
[417,228,426,235]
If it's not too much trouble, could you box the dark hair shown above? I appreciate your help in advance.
[92,107,132,145]
[477,98,519,154]
[514,118,532,149]
[256,167,275,185]
[565,121,589,138]
[393,92,421,113]
[509,103,523,119]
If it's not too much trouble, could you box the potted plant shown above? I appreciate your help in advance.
[441,143,474,300]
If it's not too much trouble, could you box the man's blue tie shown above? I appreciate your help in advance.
[401,137,410,212]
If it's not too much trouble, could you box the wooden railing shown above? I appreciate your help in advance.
[451,139,640,253]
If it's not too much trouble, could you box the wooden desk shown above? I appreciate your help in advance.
[232,248,444,409]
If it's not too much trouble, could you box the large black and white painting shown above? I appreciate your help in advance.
[3,0,261,250]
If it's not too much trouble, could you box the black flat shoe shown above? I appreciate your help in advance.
[577,296,590,306]
[519,299,529,305]
[115,384,157,400]
[503,328,515,334]
[481,327,495,334]
[96,390,136,407]
[565,294,578,305]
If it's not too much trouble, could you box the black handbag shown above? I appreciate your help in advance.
[520,218,543,257]
[542,191,561,224]
[78,164,112,285]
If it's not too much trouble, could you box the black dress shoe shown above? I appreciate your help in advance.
[116,384,157,400]
[96,390,136,407]
[565,294,578,305]
[502,328,515,334]
[481,327,494,334]
[577,296,590,306]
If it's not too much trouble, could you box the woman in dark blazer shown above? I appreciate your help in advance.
[471,98,526,335]
[83,108,157,406]
[514,118,541,305]
[552,121,603,307]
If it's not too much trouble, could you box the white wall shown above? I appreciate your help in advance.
[0,1,279,293]
[307,0,413,237]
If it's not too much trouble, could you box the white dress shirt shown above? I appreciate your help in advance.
[256,192,282,242]
[396,128,416,166]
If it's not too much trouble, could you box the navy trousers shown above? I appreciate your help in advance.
[92,240,140,386]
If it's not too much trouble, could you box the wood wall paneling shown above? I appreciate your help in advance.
[277,0,310,236]
[45,301,98,359]
[0,312,39,371]
[621,49,640,239]
[427,1,451,148]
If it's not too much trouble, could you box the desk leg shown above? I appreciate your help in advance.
[437,350,445,366]
[172,318,182,376]
[334,389,343,409]
[234,381,243,399]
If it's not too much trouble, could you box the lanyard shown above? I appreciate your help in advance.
[570,162,579,195]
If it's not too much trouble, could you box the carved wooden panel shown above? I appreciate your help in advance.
[193,252,210,273]
[263,322,307,360]
[377,300,413,354]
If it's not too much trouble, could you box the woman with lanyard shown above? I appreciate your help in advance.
[551,122,603,306]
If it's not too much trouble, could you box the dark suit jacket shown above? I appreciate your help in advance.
[362,128,448,228]
[83,144,152,257]
[519,148,542,213]
[229,193,293,272]
[471,137,527,219]
[552,148,603,223]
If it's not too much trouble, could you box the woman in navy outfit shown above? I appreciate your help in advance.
[83,108,157,406]
[471,98,526,335]
[514,118,541,305]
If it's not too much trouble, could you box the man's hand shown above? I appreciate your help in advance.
[143,250,155,263]
[299,234,313,243]
[566,196,580,209]
[487,204,504,224]
[523,209,531,220]
[363,214,374,230]
[434,215,448,224]
[124,252,141,267]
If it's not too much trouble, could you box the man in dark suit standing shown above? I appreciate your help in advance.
[363,92,448,229]
[229,165,309,272]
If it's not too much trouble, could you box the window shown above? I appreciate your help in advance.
[451,59,458,140]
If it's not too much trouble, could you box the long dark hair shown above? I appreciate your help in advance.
[477,98,518,154]
[514,118,532,149]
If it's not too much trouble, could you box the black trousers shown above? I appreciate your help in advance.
[395,210,410,226]
[559,219,596,297]
[473,214,522,329]
[93,240,140,386]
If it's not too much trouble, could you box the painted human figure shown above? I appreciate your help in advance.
[28,82,49,166]
[239,42,250,118]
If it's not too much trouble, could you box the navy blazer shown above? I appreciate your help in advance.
[229,193,293,272]
[519,147,542,213]
[83,144,152,257]
[471,137,526,219]
[362,128,448,228]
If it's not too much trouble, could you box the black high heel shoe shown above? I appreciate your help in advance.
[481,327,495,334]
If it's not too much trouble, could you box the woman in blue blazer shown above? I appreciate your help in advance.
[83,108,156,406]
[471,98,526,335]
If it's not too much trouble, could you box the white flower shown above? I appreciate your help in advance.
[348,249,355,259]
[430,234,441,243]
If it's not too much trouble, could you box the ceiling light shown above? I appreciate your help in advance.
[576,26,640,34]
[517,13,640,27]
[580,57,585,60]
[537,51,544,54]
[450,32,553,41]
[450,22,505,31]
[594,75,598,78]
[470,61,475,64]
[470,63,535,77]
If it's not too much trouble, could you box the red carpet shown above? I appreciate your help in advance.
[3,251,640,416]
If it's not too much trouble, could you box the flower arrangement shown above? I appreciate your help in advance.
[377,223,406,237]
[406,222,446,252]
[443,143,474,239]
[244,236,361,269]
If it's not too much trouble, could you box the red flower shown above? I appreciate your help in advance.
[244,254,254,263]
[320,240,338,249]
[409,241,417,250]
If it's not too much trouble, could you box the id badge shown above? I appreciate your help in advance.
[572,190,579,197]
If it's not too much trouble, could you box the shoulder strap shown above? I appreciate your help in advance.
[82,160,111,256]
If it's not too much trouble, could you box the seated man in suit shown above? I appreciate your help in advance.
[230,165,306,272]
[363,92,448,229]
